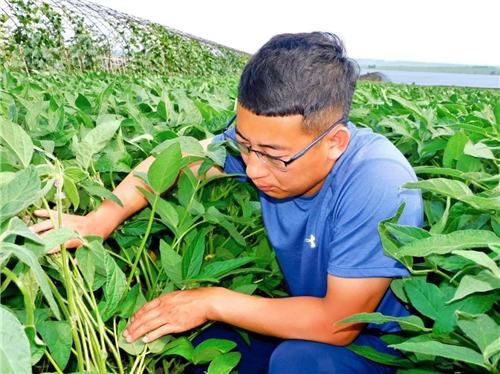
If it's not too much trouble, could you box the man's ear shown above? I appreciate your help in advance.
[328,127,350,161]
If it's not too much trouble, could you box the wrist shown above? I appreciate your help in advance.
[203,287,227,322]
[85,208,115,241]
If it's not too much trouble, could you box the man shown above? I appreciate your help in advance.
[32,32,423,373]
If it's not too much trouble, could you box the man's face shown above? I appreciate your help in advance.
[235,105,341,199]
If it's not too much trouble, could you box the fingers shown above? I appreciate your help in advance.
[33,209,55,218]
[141,324,172,343]
[132,298,162,321]
[29,216,56,234]
[124,310,164,343]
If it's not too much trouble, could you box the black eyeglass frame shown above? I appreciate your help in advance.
[222,115,349,171]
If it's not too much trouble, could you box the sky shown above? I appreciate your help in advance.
[91,0,499,66]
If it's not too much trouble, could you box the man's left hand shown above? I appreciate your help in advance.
[123,288,213,343]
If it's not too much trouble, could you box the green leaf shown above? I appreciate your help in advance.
[94,82,115,115]
[196,257,254,280]
[148,142,182,194]
[335,312,429,332]
[346,344,414,368]
[147,335,172,354]
[193,338,237,364]
[25,100,43,131]
[458,195,500,212]
[64,166,88,182]
[484,337,500,364]
[389,340,487,369]
[220,220,246,247]
[0,306,31,374]
[464,141,496,160]
[42,227,79,255]
[101,250,127,321]
[75,93,92,111]
[75,246,96,287]
[161,336,194,362]
[194,338,237,355]
[396,230,500,257]
[390,279,409,304]
[193,347,223,365]
[396,369,447,374]
[385,223,431,245]
[403,280,445,320]
[442,131,468,168]
[0,118,33,168]
[450,270,500,302]
[63,176,79,210]
[115,284,144,318]
[182,230,205,279]
[157,88,173,122]
[429,197,450,235]
[456,312,500,353]
[25,326,45,366]
[433,294,497,335]
[37,321,72,371]
[0,165,40,219]
[0,216,44,244]
[494,102,500,125]
[136,187,178,234]
[1,243,60,319]
[160,240,183,288]
[402,178,473,199]
[118,330,145,356]
[206,142,227,166]
[206,352,241,374]
[452,250,500,278]
[80,180,123,207]
[76,120,121,170]
[152,136,204,156]
[413,166,464,179]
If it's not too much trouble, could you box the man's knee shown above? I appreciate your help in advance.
[268,339,395,374]
[269,340,339,374]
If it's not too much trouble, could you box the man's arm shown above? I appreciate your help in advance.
[123,274,392,346]
[31,138,223,248]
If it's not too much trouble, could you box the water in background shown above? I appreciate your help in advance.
[360,69,500,89]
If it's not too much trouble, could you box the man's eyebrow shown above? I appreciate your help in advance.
[235,128,290,151]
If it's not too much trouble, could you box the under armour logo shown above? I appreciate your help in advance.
[305,234,316,248]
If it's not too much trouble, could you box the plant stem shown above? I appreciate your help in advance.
[139,256,153,292]
[107,249,133,266]
[434,267,459,286]
[125,193,160,294]
[75,292,106,372]
[45,271,71,320]
[172,219,207,252]
[113,316,126,374]
[244,226,265,239]
[41,197,57,228]
[44,350,64,374]
[1,267,34,327]
[54,166,85,372]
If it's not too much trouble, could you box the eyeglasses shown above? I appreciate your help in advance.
[222,115,349,172]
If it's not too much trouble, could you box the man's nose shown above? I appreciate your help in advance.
[245,152,269,180]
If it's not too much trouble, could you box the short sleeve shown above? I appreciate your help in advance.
[327,159,423,278]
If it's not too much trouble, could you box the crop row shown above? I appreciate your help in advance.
[1,69,499,373]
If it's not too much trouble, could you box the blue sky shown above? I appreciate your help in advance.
[92,0,499,66]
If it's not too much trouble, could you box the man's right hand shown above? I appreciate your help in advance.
[29,209,105,253]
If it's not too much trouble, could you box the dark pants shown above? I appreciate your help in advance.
[185,324,398,374]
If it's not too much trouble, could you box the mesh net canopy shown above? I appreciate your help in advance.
[0,0,249,76]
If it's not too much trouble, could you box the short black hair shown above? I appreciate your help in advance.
[238,32,359,133]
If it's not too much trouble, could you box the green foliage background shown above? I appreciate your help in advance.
[0,3,499,372]
[0,0,249,77]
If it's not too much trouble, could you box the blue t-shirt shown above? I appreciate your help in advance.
[214,121,423,333]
